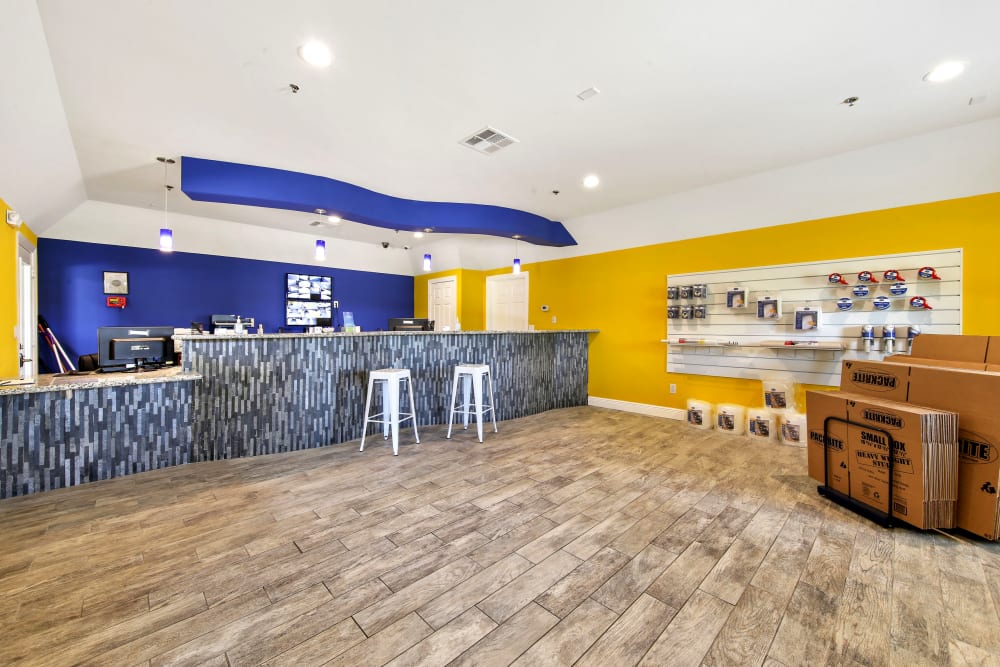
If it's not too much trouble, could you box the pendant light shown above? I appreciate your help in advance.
[157,157,175,252]
[512,236,521,273]
[423,253,432,271]
[315,239,326,261]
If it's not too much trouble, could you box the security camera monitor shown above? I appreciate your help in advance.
[286,300,333,326]
[285,273,332,302]
[285,273,334,326]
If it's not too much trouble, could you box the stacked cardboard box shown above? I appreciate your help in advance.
[807,389,957,530]
[828,334,1000,539]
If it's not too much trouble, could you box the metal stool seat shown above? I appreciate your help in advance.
[446,363,498,443]
[360,368,420,456]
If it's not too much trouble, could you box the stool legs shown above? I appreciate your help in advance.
[408,376,420,445]
[387,376,400,455]
[360,371,418,456]
[486,370,498,435]
[446,370,460,439]
[472,373,484,443]
[447,366,497,443]
[359,375,376,452]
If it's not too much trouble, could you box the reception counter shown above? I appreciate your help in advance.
[0,330,594,499]
[180,330,596,461]
[0,368,201,498]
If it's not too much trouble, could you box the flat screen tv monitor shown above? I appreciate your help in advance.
[388,318,434,332]
[98,326,176,372]
[286,273,332,302]
[286,272,333,326]
[286,300,333,326]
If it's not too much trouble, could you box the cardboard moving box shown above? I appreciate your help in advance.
[907,365,1000,540]
[845,396,957,530]
[833,337,1000,539]
[839,360,910,402]
[806,390,850,495]
[910,334,990,364]
[807,389,958,530]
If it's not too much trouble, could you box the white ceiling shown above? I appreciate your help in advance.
[21,0,1000,245]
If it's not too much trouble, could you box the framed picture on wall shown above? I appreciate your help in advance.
[103,271,129,295]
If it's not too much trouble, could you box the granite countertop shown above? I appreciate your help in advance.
[176,329,599,341]
[0,366,202,396]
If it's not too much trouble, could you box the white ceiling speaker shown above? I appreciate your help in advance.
[5,208,21,229]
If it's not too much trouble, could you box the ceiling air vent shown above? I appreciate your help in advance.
[460,126,519,155]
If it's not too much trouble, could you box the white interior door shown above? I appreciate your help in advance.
[428,276,458,331]
[16,234,37,380]
[486,272,529,331]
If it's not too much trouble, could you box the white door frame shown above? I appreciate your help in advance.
[486,271,529,331]
[16,233,37,380]
[428,275,458,331]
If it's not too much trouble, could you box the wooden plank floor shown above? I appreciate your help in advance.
[3,406,1000,666]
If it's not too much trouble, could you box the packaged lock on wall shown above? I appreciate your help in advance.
[726,286,747,309]
[756,296,782,319]
[794,307,821,331]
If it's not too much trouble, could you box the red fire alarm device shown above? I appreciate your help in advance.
[106,296,127,309]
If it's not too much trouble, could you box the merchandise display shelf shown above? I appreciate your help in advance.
[661,339,845,351]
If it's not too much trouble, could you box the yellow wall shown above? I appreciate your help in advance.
[418,192,1000,409]
[414,268,485,330]
[1,197,38,379]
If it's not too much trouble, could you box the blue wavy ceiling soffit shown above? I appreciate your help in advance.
[180,157,577,247]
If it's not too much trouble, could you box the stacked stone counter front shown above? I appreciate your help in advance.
[0,369,200,499]
[180,330,595,461]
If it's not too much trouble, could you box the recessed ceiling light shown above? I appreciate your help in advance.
[413,231,424,239]
[423,228,433,233]
[924,61,965,83]
[583,174,600,189]
[327,214,341,224]
[299,41,333,68]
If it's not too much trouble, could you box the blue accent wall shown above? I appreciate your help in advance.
[37,239,413,371]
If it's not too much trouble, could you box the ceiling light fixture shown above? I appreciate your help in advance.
[577,86,600,101]
[583,174,600,189]
[924,61,965,83]
[423,253,432,271]
[299,41,333,68]
[156,157,175,252]
[315,239,326,261]
[413,231,424,239]
[327,214,341,224]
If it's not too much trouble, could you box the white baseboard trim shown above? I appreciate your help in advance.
[588,396,685,421]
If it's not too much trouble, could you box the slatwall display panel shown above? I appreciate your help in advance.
[184,332,590,461]
[666,249,962,385]
[0,381,196,499]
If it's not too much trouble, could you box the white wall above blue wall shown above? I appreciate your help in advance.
[43,200,415,276]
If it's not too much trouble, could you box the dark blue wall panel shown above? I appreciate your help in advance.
[37,239,413,370]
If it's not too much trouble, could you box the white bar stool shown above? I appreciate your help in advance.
[360,368,420,456]
[446,363,498,443]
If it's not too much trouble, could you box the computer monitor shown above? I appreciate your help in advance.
[98,326,176,372]
[388,318,434,331]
